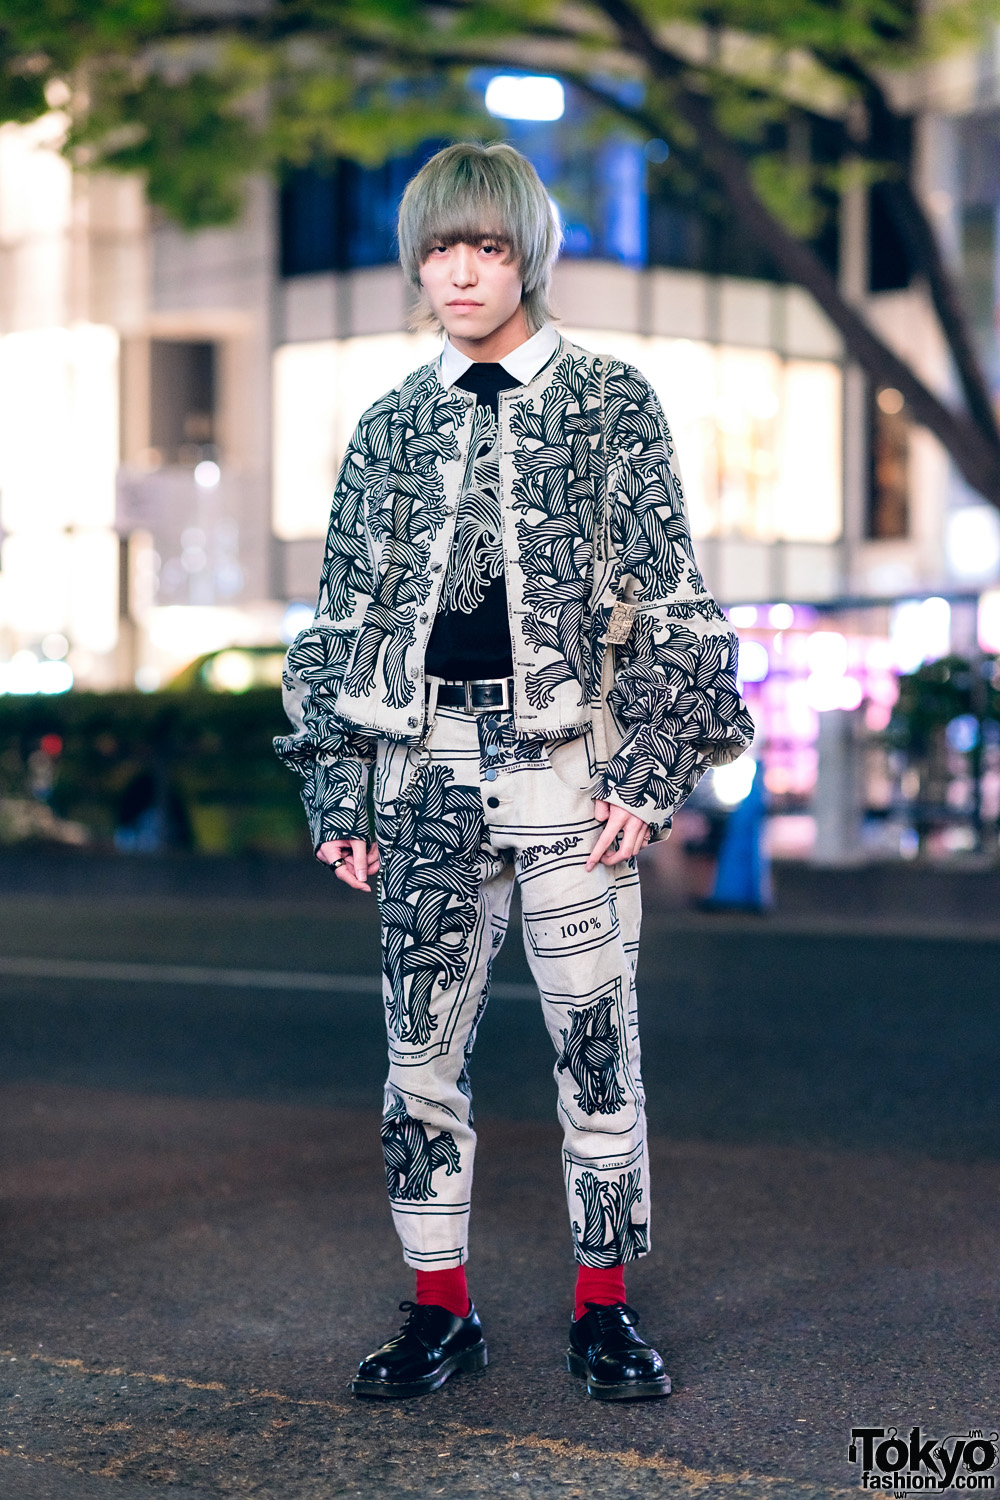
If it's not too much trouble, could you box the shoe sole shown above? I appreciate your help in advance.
[566,1348,671,1401]
[351,1340,488,1399]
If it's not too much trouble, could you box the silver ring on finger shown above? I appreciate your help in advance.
[330,857,346,870]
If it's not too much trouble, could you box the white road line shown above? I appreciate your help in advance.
[0,954,538,1001]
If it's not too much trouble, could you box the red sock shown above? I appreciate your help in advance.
[574,1264,626,1322]
[415,1266,470,1318]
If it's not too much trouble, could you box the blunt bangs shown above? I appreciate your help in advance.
[397,142,562,333]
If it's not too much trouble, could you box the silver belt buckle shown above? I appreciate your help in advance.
[463,677,511,714]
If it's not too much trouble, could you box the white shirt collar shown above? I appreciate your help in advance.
[438,322,560,389]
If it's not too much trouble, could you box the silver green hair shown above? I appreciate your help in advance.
[397,142,562,333]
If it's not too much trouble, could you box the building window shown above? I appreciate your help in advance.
[868,181,915,294]
[278,79,858,284]
[867,386,909,539]
[278,78,653,278]
[149,340,217,467]
[279,147,444,277]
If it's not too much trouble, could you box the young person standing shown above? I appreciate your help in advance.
[275,142,754,1401]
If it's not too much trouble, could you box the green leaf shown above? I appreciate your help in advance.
[750,153,826,238]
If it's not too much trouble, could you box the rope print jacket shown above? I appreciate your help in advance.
[274,334,755,847]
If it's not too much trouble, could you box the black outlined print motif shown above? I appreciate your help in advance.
[456,980,490,1125]
[378,763,485,1046]
[375,708,649,1270]
[315,437,375,627]
[510,354,597,712]
[382,1090,461,1201]
[517,834,583,872]
[344,371,467,709]
[274,630,375,843]
[604,614,753,818]
[504,349,752,820]
[594,364,755,818]
[604,366,700,604]
[438,401,503,616]
[274,366,464,822]
[297,757,370,847]
[557,994,626,1116]
[276,338,754,840]
[278,629,377,769]
[573,1169,649,1267]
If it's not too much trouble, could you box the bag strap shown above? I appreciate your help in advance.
[592,358,638,647]
[596,357,610,564]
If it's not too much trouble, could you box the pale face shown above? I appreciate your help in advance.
[419,236,529,358]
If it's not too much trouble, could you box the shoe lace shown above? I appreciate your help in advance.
[583,1300,640,1331]
[396,1301,443,1342]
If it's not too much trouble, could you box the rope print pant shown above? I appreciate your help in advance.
[372,702,650,1270]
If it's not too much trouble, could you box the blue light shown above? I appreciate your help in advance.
[737,639,769,684]
[945,714,979,753]
[601,139,646,266]
[281,602,314,644]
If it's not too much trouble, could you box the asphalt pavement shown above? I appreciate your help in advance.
[0,862,998,1499]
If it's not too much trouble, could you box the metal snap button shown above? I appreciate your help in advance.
[407,716,419,728]
[430,561,443,572]
[418,612,429,624]
[408,665,419,679]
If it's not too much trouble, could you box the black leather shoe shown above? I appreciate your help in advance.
[351,1301,488,1398]
[567,1301,671,1401]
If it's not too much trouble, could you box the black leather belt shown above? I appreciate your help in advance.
[431,677,515,713]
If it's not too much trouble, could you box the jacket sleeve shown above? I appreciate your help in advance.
[597,363,755,832]
[273,423,379,850]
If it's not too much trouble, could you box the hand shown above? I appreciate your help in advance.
[586,800,651,871]
[317,837,381,893]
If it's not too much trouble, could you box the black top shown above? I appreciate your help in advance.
[425,361,519,682]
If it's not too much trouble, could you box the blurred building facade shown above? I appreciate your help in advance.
[2,49,1000,855]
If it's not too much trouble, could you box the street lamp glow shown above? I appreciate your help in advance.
[484,75,565,122]
[0,653,73,695]
[194,460,221,489]
[41,632,69,660]
[890,597,950,674]
[36,659,74,694]
[946,505,1000,580]
[208,650,255,693]
[805,630,848,677]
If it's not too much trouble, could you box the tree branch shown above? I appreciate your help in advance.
[33,0,1000,498]
[586,0,1000,502]
[322,9,1000,496]
[812,49,1000,453]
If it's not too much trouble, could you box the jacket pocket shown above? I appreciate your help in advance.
[372,740,412,809]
